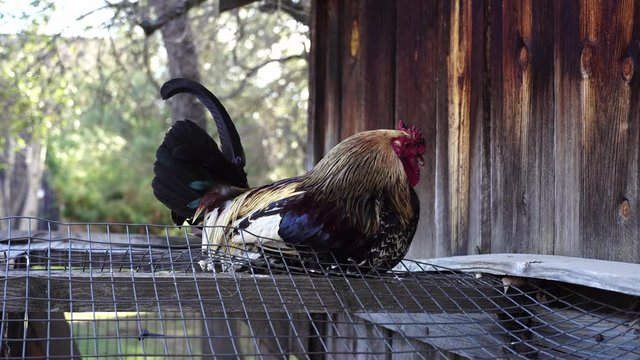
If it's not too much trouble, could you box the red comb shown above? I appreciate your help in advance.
[397,120,423,140]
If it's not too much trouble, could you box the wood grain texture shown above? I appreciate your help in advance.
[308,0,640,263]
[490,0,555,255]
[577,0,639,261]
[323,313,355,359]
[340,0,396,138]
[447,0,473,256]
[395,0,442,259]
[353,316,392,359]
[409,253,640,296]
[323,313,393,358]
[467,0,491,258]
[433,0,454,261]
[554,0,640,262]
[0,231,201,248]
[20,312,81,359]
[553,0,583,258]
[2,271,507,314]
[306,0,341,169]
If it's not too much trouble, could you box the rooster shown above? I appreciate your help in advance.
[152,78,426,271]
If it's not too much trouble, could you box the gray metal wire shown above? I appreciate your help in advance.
[0,217,639,359]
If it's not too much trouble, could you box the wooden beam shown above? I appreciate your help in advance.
[1,271,508,314]
[405,253,640,296]
[0,230,200,249]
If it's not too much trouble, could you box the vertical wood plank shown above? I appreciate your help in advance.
[554,0,583,257]
[354,320,392,358]
[527,0,556,254]
[447,0,474,256]
[467,0,491,256]
[324,313,355,359]
[4,313,25,358]
[625,0,640,263]
[287,314,313,359]
[244,312,293,358]
[490,0,555,254]
[340,0,396,138]
[324,314,392,358]
[395,0,441,259]
[306,0,342,169]
[434,1,453,258]
[205,312,237,358]
[306,0,322,170]
[27,312,81,359]
[307,313,328,359]
[555,0,640,262]
[577,0,638,261]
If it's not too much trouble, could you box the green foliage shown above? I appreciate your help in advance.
[193,6,309,185]
[1,2,309,224]
[48,107,168,224]
[45,34,170,223]
[0,33,69,145]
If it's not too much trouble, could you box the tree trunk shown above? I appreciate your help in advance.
[0,132,48,231]
[150,0,207,129]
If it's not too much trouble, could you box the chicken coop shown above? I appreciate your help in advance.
[3,0,640,358]
[1,217,639,359]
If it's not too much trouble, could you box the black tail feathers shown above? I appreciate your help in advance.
[160,78,246,168]
[153,79,250,225]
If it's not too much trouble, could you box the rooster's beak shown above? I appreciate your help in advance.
[417,154,425,167]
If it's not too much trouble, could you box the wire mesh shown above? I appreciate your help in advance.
[0,216,639,359]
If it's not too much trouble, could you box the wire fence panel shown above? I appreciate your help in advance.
[0,217,639,359]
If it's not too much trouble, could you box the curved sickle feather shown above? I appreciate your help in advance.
[160,78,246,168]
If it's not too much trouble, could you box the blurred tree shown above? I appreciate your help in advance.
[0,0,309,227]
[147,0,206,128]
[0,4,71,229]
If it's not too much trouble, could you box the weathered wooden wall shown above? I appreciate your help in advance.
[308,0,640,263]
